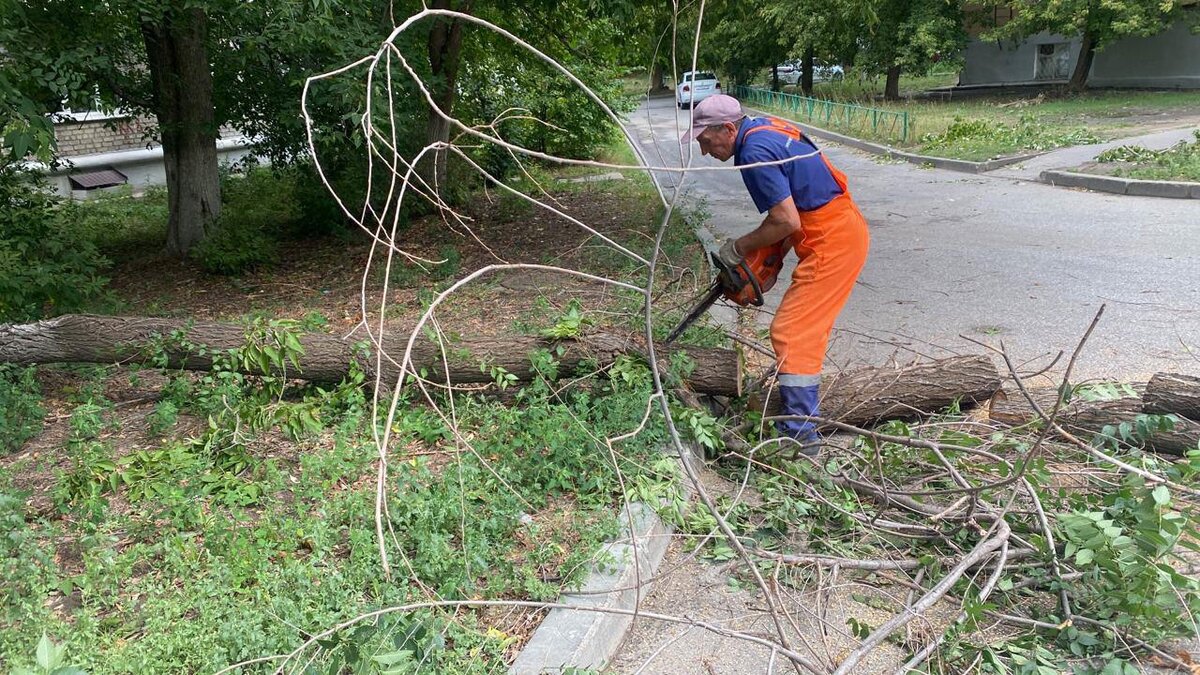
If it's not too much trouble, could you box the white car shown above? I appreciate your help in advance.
[677,71,721,109]
[769,63,802,86]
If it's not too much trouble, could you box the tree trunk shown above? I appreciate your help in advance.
[884,65,901,101]
[0,314,741,395]
[650,63,666,92]
[801,45,815,96]
[989,387,1200,456]
[1145,373,1200,422]
[1068,30,1095,92]
[141,6,221,257]
[759,355,1002,427]
[424,0,471,190]
[771,65,781,92]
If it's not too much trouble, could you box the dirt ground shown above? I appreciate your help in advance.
[104,181,702,340]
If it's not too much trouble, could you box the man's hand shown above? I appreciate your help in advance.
[717,238,743,268]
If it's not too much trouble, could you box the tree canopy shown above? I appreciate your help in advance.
[982,0,1182,89]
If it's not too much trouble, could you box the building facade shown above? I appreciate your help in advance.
[38,110,254,199]
[960,22,1200,89]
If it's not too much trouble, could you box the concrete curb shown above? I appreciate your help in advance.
[1040,170,1200,199]
[743,106,1042,174]
[508,445,700,675]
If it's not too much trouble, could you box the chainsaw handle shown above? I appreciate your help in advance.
[737,259,766,306]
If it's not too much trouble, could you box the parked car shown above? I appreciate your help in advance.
[677,71,721,108]
[769,63,801,86]
[769,61,845,86]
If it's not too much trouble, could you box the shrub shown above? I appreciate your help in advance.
[61,185,168,254]
[191,165,300,274]
[0,166,110,321]
[0,365,44,455]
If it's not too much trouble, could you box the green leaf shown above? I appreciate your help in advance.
[1074,548,1094,565]
[372,650,413,666]
[1152,485,1170,506]
[36,633,59,670]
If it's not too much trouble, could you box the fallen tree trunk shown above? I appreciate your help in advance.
[0,314,741,395]
[989,387,1200,456]
[760,355,1003,427]
[1145,372,1200,422]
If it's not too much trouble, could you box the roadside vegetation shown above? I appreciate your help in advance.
[748,82,1200,161]
[1088,130,1200,182]
[0,131,721,671]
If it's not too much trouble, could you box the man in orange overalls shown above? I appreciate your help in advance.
[682,94,869,454]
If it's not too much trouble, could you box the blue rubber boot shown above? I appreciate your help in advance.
[777,376,821,457]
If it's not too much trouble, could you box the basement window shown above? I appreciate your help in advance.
[68,168,128,190]
[1035,43,1071,81]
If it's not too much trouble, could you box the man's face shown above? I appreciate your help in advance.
[697,122,737,161]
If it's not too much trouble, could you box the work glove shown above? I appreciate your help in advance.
[716,238,743,268]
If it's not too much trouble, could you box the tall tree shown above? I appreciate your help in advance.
[856,0,965,100]
[2,0,231,255]
[699,0,791,88]
[983,0,1180,91]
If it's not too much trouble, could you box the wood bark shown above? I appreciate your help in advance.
[989,387,1200,456]
[1068,30,1095,92]
[141,5,221,256]
[759,355,1003,427]
[650,63,667,92]
[884,65,901,101]
[1144,373,1200,422]
[424,0,471,189]
[0,315,741,396]
[801,45,815,96]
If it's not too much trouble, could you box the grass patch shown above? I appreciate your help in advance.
[0,328,686,672]
[1089,130,1200,182]
[2,134,710,672]
[748,80,1200,161]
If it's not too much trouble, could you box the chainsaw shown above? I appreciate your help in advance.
[664,239,789,344]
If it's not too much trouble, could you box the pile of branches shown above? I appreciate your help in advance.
[686,312,1200,673]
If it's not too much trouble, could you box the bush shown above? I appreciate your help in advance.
[0,365,44,455]
[61,185,169,254]
[0,166,110,321]
[191,165,300,274]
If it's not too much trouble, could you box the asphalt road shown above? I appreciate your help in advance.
[625,96,1200,381]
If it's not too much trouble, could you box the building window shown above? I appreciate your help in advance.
[1036,43,1071,80]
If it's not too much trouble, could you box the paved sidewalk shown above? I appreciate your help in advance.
[984,125,1200,181]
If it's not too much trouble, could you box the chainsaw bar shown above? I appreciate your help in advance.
[664,279,723,344]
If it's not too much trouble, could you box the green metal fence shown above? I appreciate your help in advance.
[733,85,910,144]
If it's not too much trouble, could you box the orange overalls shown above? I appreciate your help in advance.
[741,119,870,439]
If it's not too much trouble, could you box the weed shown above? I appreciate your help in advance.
[0,365,45,455]
[7,632,87,675]
[145,400,179,436]
[540,300,589,339]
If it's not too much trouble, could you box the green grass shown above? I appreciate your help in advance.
[0,346,685,672]
[1091,130,1200,182]
[749,74,1200,161]
[2,135,708,673]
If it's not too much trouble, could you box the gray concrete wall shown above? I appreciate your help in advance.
[961,23,1200,89]
[1090,23,1200,88]
[960,32,1081,85]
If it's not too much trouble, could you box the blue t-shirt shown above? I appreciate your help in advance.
[735,117,843,213]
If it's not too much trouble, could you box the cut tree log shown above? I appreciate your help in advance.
[2,317,1009,425]
[760,354,1004,427]
[989,387,1200,456]
[0,314,741,396]
[1145,372,1200,422]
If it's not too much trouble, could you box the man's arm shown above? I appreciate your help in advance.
[734,196,801,254]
